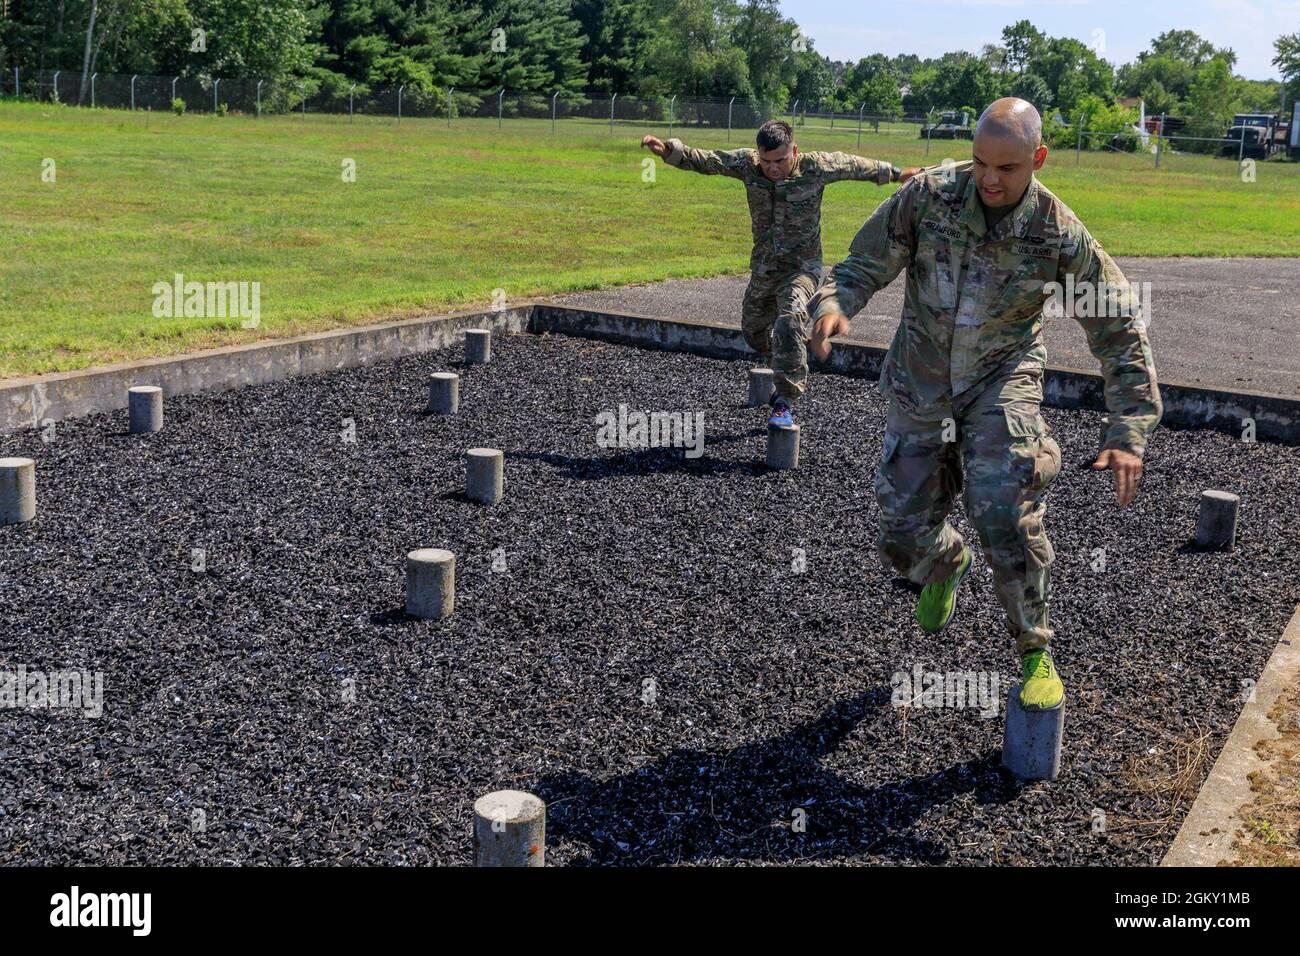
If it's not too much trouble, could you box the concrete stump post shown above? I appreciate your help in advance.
[128,386,164,433]
[1002,684,1065,780]
[465,328,491,364]
[747,368,774,408]
[1195,490,1240,551]
[473,790,545,867]
[466,448,504,504]
[0,457,37,525]
[427,372,460,415]
[766,424,799,470]
[406,548,455,619]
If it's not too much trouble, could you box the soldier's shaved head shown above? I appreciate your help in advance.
[971,97,1049,208]
[975,98,1042,154]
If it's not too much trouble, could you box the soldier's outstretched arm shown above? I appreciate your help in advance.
[641,135,750,178]
[806,182,919,359]
[1059,225,1163,505]
[813,151,919,185]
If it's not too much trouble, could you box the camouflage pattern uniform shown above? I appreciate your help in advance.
[807,160,1162,653]
[662,138,898,399]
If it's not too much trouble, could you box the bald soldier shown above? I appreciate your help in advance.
[643,121,916,426]
[807,98,1161,709]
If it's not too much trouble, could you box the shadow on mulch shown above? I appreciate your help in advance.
[535,687,1025,865]
[509,445,767,481]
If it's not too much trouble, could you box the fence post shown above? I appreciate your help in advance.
[397,84,404,124]
[131,74,138,111]
[1238,123,1246,164]
[447,87,454,127]
[13,68,18,100]
[172,76,178,103]
[348,84,355,123]
[857,103,864,148]
[91,73,97,108]
[213,78,219,113]
[1155,114,1164,168]
[728,96,734,142]
[552,91,558,134]
[926,109,932,157]
[790,99,798,127]
[668,95,675,137]
[610,92,617,134]
[256,80,263,117]
[301,85,306,118]
[498,88,504,129]
[52,71,60,103]
[1076,124,1081,163]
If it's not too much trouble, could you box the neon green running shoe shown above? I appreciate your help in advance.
[914,547,972,634]
[1019,648,1065,710]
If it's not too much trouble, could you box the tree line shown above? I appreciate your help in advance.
[3,1,1297,132]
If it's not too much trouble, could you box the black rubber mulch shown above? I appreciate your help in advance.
[1,331,1297,865]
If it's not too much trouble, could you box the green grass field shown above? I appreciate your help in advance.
[2,100,1297,378]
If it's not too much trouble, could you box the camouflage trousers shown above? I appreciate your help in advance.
[875,367,1063,654]
[741,259,822,400]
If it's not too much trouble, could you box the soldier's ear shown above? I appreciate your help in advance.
[1032,145,1048,170]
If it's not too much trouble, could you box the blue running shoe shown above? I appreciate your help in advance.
[769,397,794,427]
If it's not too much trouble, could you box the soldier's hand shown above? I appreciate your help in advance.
[642,135,669,159]
[899,167,921,183]
[810,311,849,362]
[1091,448,1143,507]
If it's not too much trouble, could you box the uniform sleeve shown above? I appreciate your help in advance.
[808,179,919,321]
[1059,224,1163,458]
[813,151,895,185]
[662,138,752,178]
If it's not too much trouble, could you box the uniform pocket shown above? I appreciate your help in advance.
[1002,403,1046,439]
[1002,404,1060,492]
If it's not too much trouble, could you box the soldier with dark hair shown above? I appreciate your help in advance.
[643,120,916,426]
[808,98,1162,709]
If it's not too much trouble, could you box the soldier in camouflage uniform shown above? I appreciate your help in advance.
[642,121,915,426]
[807,98,1162,709]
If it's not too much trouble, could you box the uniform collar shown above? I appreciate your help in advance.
[959,172,1039,240]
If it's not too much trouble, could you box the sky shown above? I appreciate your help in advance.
[780,0,1298,81]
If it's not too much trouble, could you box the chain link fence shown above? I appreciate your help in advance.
[3,68,1288,166]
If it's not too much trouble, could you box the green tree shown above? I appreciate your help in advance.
[1006,71,1052,114]
[574,0,653,95]
[791,49,833,112]
[1275,32,1300,106]
[843,54,901,115]
[641,0,748,100]
[1184,55,1239,148]
[475,0,587,94]
[733,0,798,107]
[1028,36,1112,114]
[1001,19,1045,73]
[1149,29,1233,69]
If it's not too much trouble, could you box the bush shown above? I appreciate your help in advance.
[215,102,228,117]
[171,98,186,116]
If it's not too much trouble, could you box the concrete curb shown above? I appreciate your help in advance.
[1161,604,1300,866]
[5,303,1299,446]
[534,305,1300,445]
[0,305,534,435]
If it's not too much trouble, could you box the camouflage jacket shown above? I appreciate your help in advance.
[808,160,1162,457]
[663,138,897,266]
